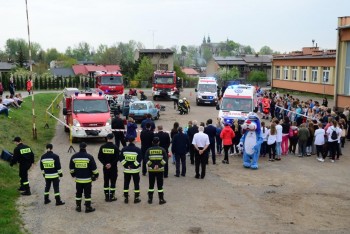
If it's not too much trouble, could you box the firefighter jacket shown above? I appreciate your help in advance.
[69,149,99,183]
[120,143,142,174]
[98,142,119,169]
[40,151,63,179]
[145,146,167,172]
[11,143,34,166]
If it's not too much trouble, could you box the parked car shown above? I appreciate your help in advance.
[266,81,271,86]
[128,101,160,121]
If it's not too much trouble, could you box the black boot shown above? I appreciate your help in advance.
[105,192,110,202]
[85,201,95,213]
[159,193,166,205]
[18,185,25,191]
[44,194,51,204]
[124,193,129,204]
[76,200,82,212]
[148,192,153,204]
[21,187,31,196]
[55,196,65,206]
[134,193,141,204]
[109,191,117,202]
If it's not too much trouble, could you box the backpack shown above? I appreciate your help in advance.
[331,129,338,140]
[293,128,298,137]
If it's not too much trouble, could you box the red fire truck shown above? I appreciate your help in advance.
[95,71,124,100]
[62,88,112,142]
[151,70,178,100]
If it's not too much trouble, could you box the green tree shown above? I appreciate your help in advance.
[241,45,255,55]
[259,46,273,55]
[46,48,61,63]
[219,67,239,83]
[202,47,213,63]
[135,57,153,82]
[248,70,267,85]
[65,42,92,61]
[17,45,27,68]
[57,55,77,68]
[174,64,186,80]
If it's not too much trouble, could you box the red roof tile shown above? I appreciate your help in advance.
[72,65,87,75]
[182,68,199,75]
[105,65,121,72]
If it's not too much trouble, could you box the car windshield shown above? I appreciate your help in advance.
[154,76,174,84]
[100,76,123,85]
[198,84,216,93]
[221,98,252,112]
[73,100,109,113]
[130,103,147,110]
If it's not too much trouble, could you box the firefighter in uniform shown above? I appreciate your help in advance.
[120,136,142,204]
[40,144,65,205]
[10,136,34,196]
[69,142,99,213]
[98,133,119,202]
[145,137,167,205]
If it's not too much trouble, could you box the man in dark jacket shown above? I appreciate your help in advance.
[204,119,217,164]
[187,120,199,165]
[40,144,65,205]
[70,142,99,213]
[141,114,155,131]
[145,137,167,204]
[111,112,126,149]
[120,137,143,204]
[98,133,120,202]
[154,125,171,178]
[10,136,34,196]
[171,127,190,177]
[140,123,155,176]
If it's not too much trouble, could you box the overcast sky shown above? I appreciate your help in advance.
[1,0,349,53]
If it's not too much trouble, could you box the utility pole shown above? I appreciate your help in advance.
[149,29,156,49]
[25,0,37,139]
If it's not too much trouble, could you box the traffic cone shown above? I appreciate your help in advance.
[136,131,141,143]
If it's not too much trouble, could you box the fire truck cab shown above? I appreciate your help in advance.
[62,88,112,142]
[152,70,177,100]
[95,71,124,100]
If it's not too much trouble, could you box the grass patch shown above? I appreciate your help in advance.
[0,93,61,234]
[270,88,333,100]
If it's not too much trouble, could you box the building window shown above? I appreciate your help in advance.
[275,66,280,79]
[301,66,307,81]
[283,66,289,80]
[159,64,168,70]
[322,67,330,83]
[311,66,318,82]
[345,42,350,95]
[292,66,297,80]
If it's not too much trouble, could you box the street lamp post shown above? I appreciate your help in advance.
[25,0,37,139]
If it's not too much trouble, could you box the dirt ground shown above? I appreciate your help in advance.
[18,89,350,233]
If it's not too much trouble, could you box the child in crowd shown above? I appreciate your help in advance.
[260,121,268,157]
[306,122,315,156]
[275,119,282,160]
[288,121,299,155]
[298,123,310,157]
[267,123,277,161]
[315,122,325,160]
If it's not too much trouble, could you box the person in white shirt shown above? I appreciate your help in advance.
[192,126,210,179]
[267,123,277,161]
[0,98,11,118]
[319,120,341,163]
[314,123,325,160]
[260,121,268,157]
[274,119,283,160]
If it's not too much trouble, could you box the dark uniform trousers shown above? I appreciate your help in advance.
[123,173,140,195]
[148,172,164,195]
[19,163,31,189]
[163,157,169,177]
[76,183,92,203]
[45,178,60,197]
[114,132,126,149]
[189,145,195,164]
[103,168,117,195]
[195,147,208,178]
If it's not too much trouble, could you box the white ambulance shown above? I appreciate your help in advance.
[216,85,257,124]
[195,77,218,106]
